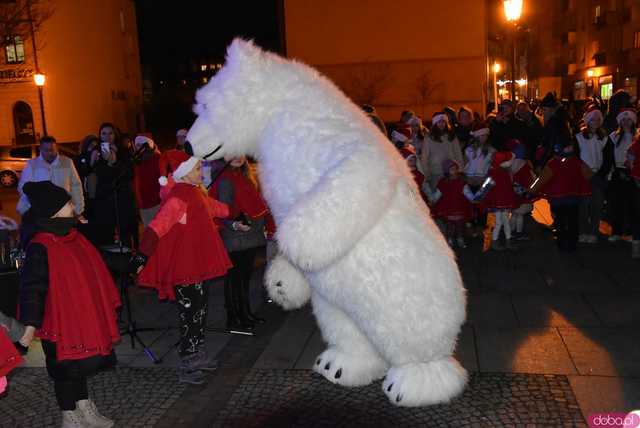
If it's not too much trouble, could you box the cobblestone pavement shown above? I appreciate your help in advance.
[0,367,186,428]
[212,369,586,428]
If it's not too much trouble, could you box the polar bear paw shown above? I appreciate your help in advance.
[313,347,387,387]
[382,357,468,407]
[264,255,311,310]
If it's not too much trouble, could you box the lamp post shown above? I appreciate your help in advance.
[504,0,523,101]
[34,73,47,136]
[493,62,501,107]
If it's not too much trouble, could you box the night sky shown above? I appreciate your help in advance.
[135,1,282,78]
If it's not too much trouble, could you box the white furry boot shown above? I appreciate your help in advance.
[76,399,113,428]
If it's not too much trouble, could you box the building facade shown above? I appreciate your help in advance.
[0,0,143,146]
[283,0,488,121]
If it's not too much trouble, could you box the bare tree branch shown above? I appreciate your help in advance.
[0,0,53,44]
[343,61,394,106]
[414,68,443,119]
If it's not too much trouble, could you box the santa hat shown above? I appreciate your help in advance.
[492,151,515,168]
[176,128,188,138]
[441,158,459,176]
[506,139,526,160]
[158,150,199,186]
[471,121,490,138]
[431,112,449,125]
[134,135,155,150]
[616,108,637,125]
[583,106,603,125]
[391,126,412,143]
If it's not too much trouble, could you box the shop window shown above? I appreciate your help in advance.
[574,80,586,99]
[599,75,613,99]
[4,36,25,64]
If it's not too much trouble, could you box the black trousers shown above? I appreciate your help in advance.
[174,282,209,357]
[41,340,116,411]
[225,248,258,318]
[608,171,635,236]
[551,203,579,252]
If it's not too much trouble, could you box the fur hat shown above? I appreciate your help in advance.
[23,181,71,219]
[616,107,637,125]
[158,150,199,186]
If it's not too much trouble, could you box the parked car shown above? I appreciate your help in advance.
[0,143,78,188]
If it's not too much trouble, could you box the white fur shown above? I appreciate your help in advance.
[188,39,468,407]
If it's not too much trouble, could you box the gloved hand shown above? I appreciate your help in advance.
[232,221,251,232]
[129,252,148,274]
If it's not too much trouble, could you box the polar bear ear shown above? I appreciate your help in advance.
[226,38,264,68]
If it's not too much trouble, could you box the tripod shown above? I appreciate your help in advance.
[108,156,163,363]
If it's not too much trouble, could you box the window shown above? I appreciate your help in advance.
[595,5,601,19]
[10,146,32,159]
[4,36,25,64]
[599,75,613,99]
[200,64,207,71]
[635,32,640,49]
[574,80,586,99]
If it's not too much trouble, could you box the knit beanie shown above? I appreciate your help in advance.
[23,181,71,219]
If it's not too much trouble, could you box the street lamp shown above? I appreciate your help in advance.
[34,72,47,136]
[493,63,501,106]
[504,0,523,101]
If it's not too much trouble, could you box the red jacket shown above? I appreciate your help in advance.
[512,160,536,206]
[134,152,161,209]
[30,230,121,361]
[628,140,640,180]
[432,177,473,221]
[0,329,22,377]
[542,156,591,200]
[138,183,232,300]
[484,166,519,210]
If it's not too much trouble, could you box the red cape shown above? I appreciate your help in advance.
[31,230,121,361]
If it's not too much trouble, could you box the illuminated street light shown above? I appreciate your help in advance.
[493,63,501,73]
[587,69,594,78]
[504,0,523,100]
[33,72,47,136]
[34,73,45,86]
[504,0,523,22]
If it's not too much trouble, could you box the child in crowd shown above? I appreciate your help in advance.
[508,140,537,240]
[132,150,232,385]
[463,122,495,188]
[530,138,592,252]
[430,159,474,248]
[209,156,276,330]
[483,151,519,251]
[607,107,637,242]
[19,181,120,428]
[576,106,609,243]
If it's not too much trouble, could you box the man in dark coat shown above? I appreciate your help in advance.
[538,92,573,169]
[490,99,527,151]
[516,102,543,161]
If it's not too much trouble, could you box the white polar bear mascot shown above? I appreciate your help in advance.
[186,39,467,407]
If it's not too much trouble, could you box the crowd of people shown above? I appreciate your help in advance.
[1,124,276,427]
[373,89,640,258]
[2,89,640,427]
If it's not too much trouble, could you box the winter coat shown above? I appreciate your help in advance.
[489,116,526,151]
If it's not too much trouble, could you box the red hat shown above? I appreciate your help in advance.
[158,150,199,186]
[399,146,415,158]
[471,121,490,138]
[492,151,514,168]
[505,138,522,151]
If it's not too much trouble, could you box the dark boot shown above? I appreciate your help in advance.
[242,276,265,324]
[224,278,252,330]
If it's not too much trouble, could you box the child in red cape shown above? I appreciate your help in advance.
[484,150,519,251]
[431,159,474,248]
[0,313,25,396]
[19,181,120,427]
[132,150,232,385]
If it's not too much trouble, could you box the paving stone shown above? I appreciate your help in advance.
[559,328,640,377]
[476,327,577,375]
[466,292,518,327]
[511,294,601,328]
[568,375,640,417]
[211,369,585,428]
[583,295,640,327]
[0,367,186,427]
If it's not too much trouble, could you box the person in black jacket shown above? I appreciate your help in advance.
[516,102,543,161]
[85,123,139,249]
[538,92,573,169]
[490,99,527,152]
[19,181,120,427]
